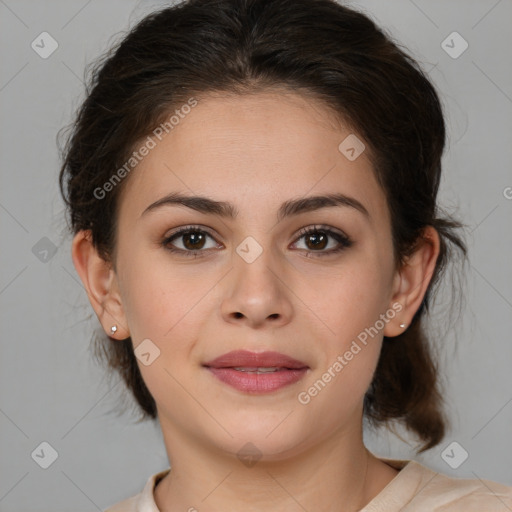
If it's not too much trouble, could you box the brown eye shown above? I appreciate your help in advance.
[181,231,207,250]
[293,225,353,256]
[304,231,328,250]
[162,226,220,257]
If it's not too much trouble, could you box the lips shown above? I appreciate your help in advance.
[202,350,309,393]
[203,350,308,370]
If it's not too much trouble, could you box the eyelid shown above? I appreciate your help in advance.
[162,223,353,256]
[164,224,215,238]
[163,223,348,241]
[293,224,350,242]
[162,224,221,248]
[291,224,353,253]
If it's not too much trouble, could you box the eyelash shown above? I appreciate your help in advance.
[161,224,353,259]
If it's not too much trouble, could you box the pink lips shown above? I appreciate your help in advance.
[203,350,308,369]
[203,350,309,393]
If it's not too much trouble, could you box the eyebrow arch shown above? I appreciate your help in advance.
[140,191,370,222]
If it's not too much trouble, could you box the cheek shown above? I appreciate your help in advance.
[117,252,215,412]
[296,343,381,438]
[305,253,392,344]
[296,272,389,423]
[117,249,224,398]
[294,251,391,408]
[117,244,209,341]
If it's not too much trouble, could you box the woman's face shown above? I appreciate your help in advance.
[112,91,402,460]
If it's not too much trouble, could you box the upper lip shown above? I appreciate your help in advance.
[203,350,308,369]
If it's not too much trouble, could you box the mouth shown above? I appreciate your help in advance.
[203,349,308,369]
[202,350,309,393]
[229,367,292,373]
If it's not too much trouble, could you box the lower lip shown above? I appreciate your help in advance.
[205,367,308,393]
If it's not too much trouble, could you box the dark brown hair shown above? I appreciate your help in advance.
[58,0,468,452]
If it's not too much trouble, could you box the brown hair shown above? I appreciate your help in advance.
[58,0,468,452]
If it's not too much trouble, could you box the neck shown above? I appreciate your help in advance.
[154,419,397,512]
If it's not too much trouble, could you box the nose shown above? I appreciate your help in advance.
[220,247,294,329]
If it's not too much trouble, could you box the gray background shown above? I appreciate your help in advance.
[1,0,511,510]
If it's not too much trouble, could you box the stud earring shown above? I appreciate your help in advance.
[399,323,406,328]
[110,325,118,335]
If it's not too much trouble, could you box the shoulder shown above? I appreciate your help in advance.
[103,495,138,512]
[409,464,512,511]
[102,468,171,512]
[374,459,512,511]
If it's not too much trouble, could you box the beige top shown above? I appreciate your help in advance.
[104,458,512,511]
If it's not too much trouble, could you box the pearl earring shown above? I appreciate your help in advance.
[110,325,117,335]
[399,323,406,328]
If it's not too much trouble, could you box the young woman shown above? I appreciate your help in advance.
[58,0,512,510]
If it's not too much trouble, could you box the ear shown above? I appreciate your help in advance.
[71,230,129,339]
[384,225,440,338]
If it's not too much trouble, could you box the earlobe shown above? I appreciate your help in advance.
[71,230,129,339]
[383,226,440,338]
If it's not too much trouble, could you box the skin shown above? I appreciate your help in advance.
[72,90,440,511]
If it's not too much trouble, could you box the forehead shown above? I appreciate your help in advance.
[119,91,388,226]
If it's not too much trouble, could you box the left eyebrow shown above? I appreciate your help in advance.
[140,192,371,222]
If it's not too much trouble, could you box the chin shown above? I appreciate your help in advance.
[211,421,310,460]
